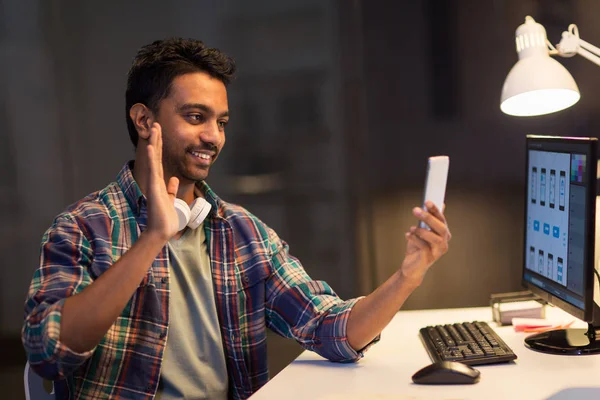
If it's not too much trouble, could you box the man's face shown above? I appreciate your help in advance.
[155,72,229,184]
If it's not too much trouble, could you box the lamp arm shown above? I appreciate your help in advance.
[557,24,600,67]
[578,39,600,67]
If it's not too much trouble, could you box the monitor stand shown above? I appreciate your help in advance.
[524,323,600,354]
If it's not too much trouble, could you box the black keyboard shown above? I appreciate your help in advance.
[419,321,517,366]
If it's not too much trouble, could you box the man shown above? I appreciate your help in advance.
[22,38,451,399]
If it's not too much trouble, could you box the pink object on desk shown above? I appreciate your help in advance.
[512,318,574,333]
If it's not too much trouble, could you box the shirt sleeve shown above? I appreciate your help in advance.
[22,215,96,380]
[264,227,380,362]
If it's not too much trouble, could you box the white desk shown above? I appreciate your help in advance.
[251,306,600,400]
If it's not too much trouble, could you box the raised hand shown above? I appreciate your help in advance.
[345,202,451,350]
[401,201,451,286]
[145,122,180,240]
[57,122,182,354]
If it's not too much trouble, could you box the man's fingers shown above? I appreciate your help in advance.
[406,231,428,250]
[410,227,449,258]
[154,122,162,157]
[412,226,442,246]
[166,176,179,198]
[432,202,452,241]
[147,144,156,176]
[152,122,164,179]
[424,201,447,225]
[413,207,444,235]
[147,122,164,181]
[148,122,157,147]
[417,202,451,241]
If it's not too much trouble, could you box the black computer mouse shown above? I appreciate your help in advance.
[411,361,480,385]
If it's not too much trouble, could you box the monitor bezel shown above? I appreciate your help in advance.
[523,135,598,323]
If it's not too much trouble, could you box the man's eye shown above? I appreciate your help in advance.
[218,120,228,128]
[188,114,205,123]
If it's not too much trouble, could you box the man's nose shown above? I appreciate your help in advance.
[200,121,221,146]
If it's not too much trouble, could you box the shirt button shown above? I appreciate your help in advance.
[161,277,168,284]
[146,384,153,392]
[242,276,249,283]
[160,330,167,339]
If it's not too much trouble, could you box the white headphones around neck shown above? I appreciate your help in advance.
[174,197,212,232]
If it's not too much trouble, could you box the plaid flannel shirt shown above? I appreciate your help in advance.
[22,162,373,399]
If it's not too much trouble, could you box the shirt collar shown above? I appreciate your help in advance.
[195,180,224,219]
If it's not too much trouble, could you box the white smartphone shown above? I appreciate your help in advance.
[418,156,449,229]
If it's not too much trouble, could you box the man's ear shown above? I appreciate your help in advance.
[129,103,154,141]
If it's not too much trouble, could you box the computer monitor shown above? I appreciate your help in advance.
[523,135,600,354]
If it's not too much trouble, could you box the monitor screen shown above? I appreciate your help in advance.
[523,135,597,324]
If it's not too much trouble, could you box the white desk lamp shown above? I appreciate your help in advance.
[501,16,600,117]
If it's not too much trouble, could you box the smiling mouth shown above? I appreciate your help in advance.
[189,151,212,161]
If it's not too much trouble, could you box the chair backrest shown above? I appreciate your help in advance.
[24,362,55,400]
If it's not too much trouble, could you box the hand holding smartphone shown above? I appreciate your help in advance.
[418,156,449,229]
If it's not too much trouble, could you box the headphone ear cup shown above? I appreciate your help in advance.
[187,197,212,229]
[174,198,191,232]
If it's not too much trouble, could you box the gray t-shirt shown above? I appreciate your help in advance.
[156,226,228,400]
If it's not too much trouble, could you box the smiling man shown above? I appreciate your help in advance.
[22,38,451,400]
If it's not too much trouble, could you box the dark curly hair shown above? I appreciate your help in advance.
[125,38,236,147]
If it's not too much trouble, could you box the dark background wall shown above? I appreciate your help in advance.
[2,0,600,398]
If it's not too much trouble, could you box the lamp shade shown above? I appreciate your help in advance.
[500,16,580,116]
